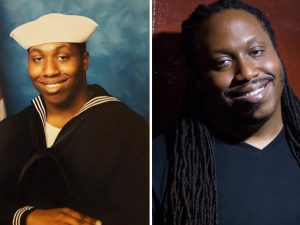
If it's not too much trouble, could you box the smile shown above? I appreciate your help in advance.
[244,86,265,97]
[226,79,272,103]
[46,83,62,89]
[40,79,68,94]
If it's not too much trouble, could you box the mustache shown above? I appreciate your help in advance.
[225,74,274,97]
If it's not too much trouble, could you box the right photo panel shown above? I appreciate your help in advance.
[153,0,300,224]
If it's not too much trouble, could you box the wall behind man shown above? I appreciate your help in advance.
[0,0,149,120]
[153,0,300,136]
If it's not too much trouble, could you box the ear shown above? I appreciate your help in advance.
[82,51,89,72]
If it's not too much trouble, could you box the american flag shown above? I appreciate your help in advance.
[0,83,6,121]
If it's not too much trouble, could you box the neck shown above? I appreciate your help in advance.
[242,111,283,149]
[45,85,91,128]
[208,105,283,150]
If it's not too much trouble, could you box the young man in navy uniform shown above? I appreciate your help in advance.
[0,13,148,225]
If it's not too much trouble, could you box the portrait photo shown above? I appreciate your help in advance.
[153,1,300,225]
[0,0,149,225]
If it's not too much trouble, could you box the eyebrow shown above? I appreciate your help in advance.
[246,37,265,46]
[28,44,71,54]
[211,37,265,55]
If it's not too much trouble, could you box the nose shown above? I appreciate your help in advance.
[43,58,60,77]
[235,57,259,81]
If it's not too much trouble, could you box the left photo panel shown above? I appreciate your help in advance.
[0,0,149,225]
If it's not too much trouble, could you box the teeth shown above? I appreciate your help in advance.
[245,87,264,97]
[46,83,61,89]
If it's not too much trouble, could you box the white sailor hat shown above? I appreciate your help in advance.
[10,13,98,49]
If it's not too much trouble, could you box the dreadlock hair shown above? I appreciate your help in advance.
[162,1,300,225]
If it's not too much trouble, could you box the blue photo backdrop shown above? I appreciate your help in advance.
[0,0,149,120]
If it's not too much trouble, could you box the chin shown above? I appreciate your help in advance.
[42,93,68,106]
[233,101,279,126]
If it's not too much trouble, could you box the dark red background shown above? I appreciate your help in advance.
[153,0,300,136]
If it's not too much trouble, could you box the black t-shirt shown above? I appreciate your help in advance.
[153,129,300,225]
[215,128,300,225]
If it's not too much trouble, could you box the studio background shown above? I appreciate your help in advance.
[0,0,149,120]
[153,0,300,136]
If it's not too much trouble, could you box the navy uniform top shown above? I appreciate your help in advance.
[153,128,300,225]
[0,84,149,225]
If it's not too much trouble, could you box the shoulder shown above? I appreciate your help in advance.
[84,97,148,133]
[153,134,169,183]
[0,105,34,129]
[94,101,149,146]
[0,105,36,150]
[153,135,168,166]
[74,92,148,153]
[88,83,147,126]
[153,134,169,206]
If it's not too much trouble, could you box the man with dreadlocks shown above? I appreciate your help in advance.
[153,0,300,225]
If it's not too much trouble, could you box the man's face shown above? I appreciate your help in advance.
[28,42,88,107]
[195,9,284,124]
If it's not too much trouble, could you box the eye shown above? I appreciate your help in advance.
[32,56,43,63]
[213,57,232,70]
[250,48,264,57]
[57,55,69,61]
